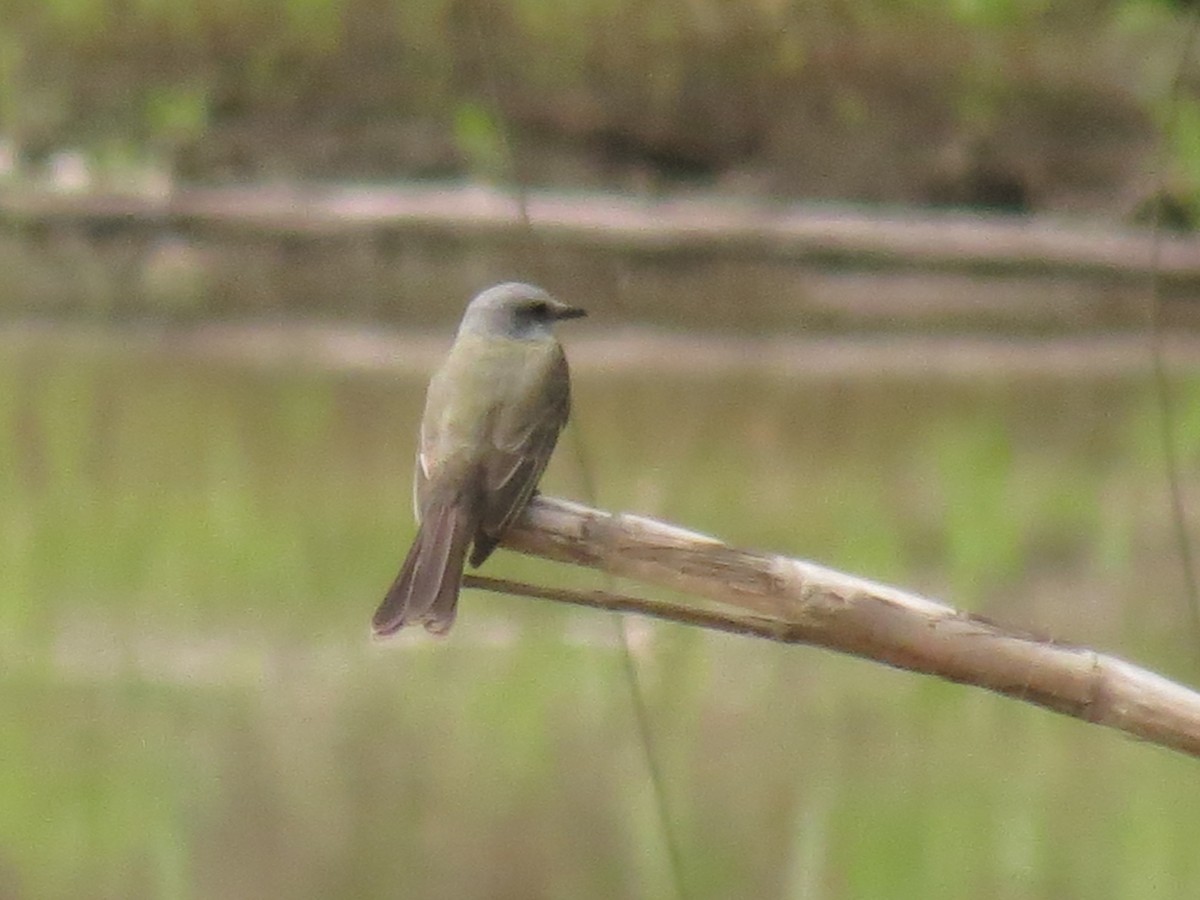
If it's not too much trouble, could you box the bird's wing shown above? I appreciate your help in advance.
[470,345,571,567]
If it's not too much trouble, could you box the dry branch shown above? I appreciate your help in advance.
[492,495,1200,760]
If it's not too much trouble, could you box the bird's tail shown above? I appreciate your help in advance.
[372,499,472,637]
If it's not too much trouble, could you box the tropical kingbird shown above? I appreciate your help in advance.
[372,282,586,636]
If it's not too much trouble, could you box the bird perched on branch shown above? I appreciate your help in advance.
[372,282,586,636]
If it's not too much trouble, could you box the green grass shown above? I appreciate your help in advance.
[2,344,1200,899]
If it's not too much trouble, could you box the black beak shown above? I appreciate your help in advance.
[553,304,587,320]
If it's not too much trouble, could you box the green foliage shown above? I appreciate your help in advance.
[0,0,1189,210]
[144,86,210,146]
[453,100,507,183]
[1163,97,1200,214]
[946,0,1050,29]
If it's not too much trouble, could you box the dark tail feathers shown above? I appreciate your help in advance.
[372,500,472,637]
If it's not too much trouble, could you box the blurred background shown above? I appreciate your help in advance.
[4,0,1200,897]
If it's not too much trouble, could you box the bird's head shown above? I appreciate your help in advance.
[458,282,586,340]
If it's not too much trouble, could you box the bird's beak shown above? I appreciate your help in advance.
[552,303,587,320]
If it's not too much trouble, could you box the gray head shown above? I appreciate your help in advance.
[457,282,586,340]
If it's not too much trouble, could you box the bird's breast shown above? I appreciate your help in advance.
[418,334,561,480]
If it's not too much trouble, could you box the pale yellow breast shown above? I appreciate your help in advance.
[418,333,562,481]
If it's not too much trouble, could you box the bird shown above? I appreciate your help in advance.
[372,282,586,636]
